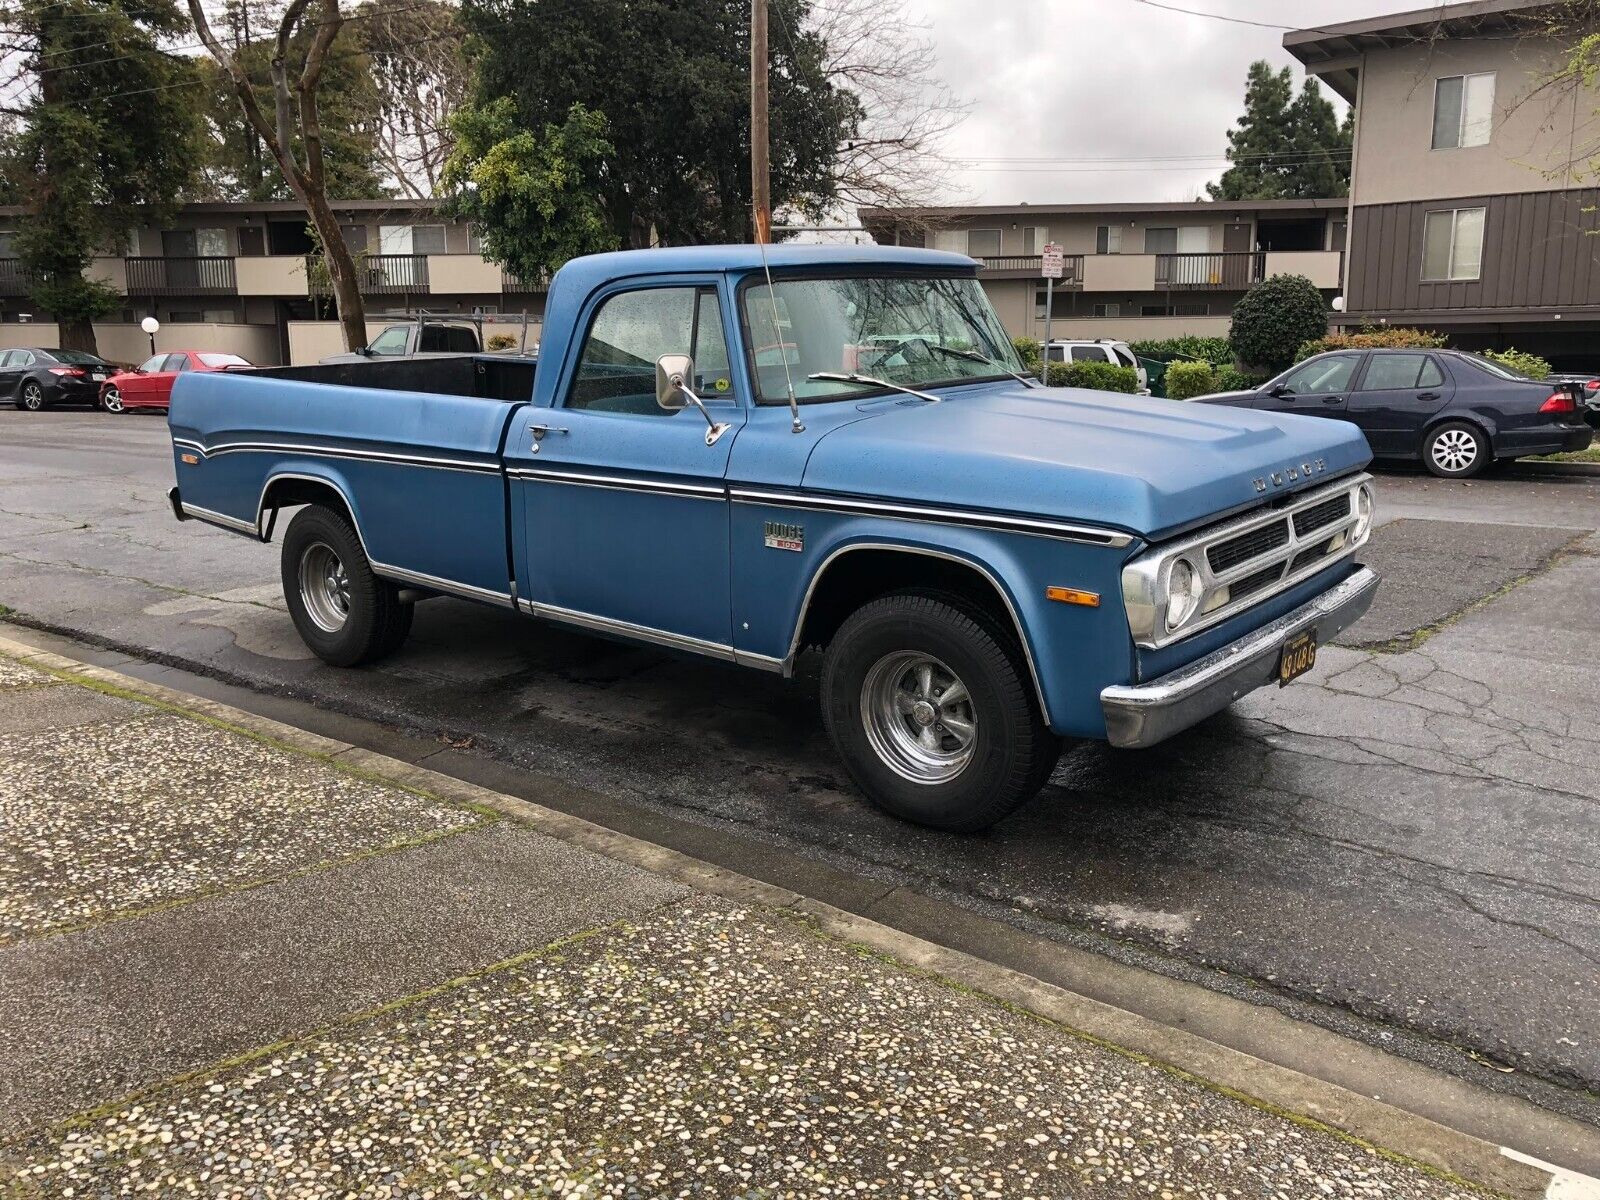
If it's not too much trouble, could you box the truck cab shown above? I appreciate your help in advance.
[168,245,1377,832]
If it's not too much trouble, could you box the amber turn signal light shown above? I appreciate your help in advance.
[1046,586,1099,607]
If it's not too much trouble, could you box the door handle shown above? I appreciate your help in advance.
[1322,396,1343,404]
[529,423,569,451]
[1416,392,1441,402]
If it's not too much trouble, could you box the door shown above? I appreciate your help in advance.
[1222,222,1253,287]
[513,281,744,649]
[0,350,29,398]
[1257,353,1363,418]
[1346,353,1452,456]
[121,354,167,406]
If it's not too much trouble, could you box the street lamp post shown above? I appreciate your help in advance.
[141,316,160,357]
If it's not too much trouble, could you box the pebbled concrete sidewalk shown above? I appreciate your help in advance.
[0,648,1530,1197]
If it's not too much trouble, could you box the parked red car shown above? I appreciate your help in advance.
[100,350,253,413]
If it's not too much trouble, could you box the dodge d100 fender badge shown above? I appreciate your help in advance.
[764,520,804,552]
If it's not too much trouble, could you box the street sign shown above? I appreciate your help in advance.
[1041,242,1064,279]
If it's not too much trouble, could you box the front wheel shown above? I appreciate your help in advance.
[18,381,45,411]
[1424,421,1489,478]
[281,505,413,666]
[101,386,124,413]
[821,594,1059,832]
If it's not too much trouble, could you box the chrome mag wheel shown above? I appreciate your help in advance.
[299,542,352,633]
[1431,427,1478,474]
[102,387,124,413]
[860,651,978,784]
[21,383,43,411]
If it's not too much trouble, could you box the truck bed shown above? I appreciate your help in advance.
[254,353,537,403]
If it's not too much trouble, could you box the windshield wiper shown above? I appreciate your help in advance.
[927,344,1040,387]
[808,371,942,403]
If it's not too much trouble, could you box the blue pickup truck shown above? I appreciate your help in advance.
[167,244,1378,831]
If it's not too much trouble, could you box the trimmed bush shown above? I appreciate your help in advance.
[1127,336,1233,367]
[1164,361,1220,400]
[1229,274,1328,374]
[1215,366,1270,392]
[1011,336,1041,370]
[486,333,518,351]
[1481,347,1552,378]
[1295,327,1446,362]
[1045,360,1139,392]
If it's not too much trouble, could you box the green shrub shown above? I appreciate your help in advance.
[1127,336,1233,366]
[1011,336,1041,370]
[1045,360,1139,393]
[486,333,518,351]
[1481,347,1552,378]
[1295,327,1446,362]
[1163,361,1219,400]
[1229,274,1328,374]
[1215,366,1269,392]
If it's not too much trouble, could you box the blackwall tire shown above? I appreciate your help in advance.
[821,593,1058,832]
[281,505,412,666]
[1424,421,1489,479]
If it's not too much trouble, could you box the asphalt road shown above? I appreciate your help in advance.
[3,408,1599,1124]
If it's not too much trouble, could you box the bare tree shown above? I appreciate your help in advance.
[188,0,369,349]
[808,0,971,219]
[357,0,466,199]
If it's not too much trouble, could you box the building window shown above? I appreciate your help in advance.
[1432,73,1494,149]
[1021,226,1049,255]
[1095,225,1122,255]
[1174,303,1210,316]
[0,231,15,258]
[966,229,1001,258]
[1422,207,1485,280]
[1141,304,1173,317]
[379,224,447,255]
[1091,302,1120,318]
[202,308,236,323]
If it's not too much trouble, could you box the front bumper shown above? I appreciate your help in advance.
[1100,565,1379,749]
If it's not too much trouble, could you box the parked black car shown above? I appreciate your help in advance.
[1193,348,1592,478]
[0,347,118,411]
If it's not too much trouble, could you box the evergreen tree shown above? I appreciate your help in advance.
[1208,62,1350,200]
[457,0,860,248]
[2,0,205,351]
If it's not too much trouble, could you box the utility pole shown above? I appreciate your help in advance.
[750,0,771,244]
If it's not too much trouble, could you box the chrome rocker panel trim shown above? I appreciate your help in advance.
[1100,565,1379,750]
[517,598,786,672]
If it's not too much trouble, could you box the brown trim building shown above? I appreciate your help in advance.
[1287,1,1600,367]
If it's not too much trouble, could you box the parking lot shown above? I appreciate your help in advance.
[2,408,1598,1129]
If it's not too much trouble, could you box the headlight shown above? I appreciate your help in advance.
[1353,484,1374,543]
[1165,557,1203,630]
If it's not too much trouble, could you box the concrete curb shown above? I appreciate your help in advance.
[3,632,1596,1199]
[1510,459,1600,478]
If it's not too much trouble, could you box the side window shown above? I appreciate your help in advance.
[569,286,712,416]
[0,351,16,368]
[1070,345,1111,363]
[10,350,34,367]
[368,326,410,356]
[1361,354,1429,390]
[138,354,165,373]
[1418,357,1445,388]
[163,353,191,372]
[1281,354,1358,394]
[1112,346,1137,369]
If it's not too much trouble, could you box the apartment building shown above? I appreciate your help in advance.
[1287,0,1600,366]
[0,199,547,364]
[859,200,1348,342]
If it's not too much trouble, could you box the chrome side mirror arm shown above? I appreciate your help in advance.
[672,372,731,447]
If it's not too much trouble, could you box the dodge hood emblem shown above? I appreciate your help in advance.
[1254,458,1327,494]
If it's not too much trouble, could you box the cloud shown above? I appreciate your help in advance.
[914,0,1399,204]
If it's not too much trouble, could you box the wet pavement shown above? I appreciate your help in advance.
[1,409,1597,1125]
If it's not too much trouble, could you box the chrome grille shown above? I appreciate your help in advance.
[1207,520,1290,573]
[1292,495,1351,538]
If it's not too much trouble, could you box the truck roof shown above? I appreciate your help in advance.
[552,244,976,292]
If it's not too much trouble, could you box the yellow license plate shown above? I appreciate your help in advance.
[1278,630,1317,686]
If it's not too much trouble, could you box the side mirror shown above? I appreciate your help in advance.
[1268,384,1288,397]
[655,353,694,411]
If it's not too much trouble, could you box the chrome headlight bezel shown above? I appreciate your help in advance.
[1121,474,1374,649]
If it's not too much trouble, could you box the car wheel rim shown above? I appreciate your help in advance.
[861,651,977,784]
[22,385,41,410]
[1432,429,1477,473]
[299,542,351,633]
[104,388,122,412]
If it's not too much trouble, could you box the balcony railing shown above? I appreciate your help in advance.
[308,253,430,296]
[979,254,1084,284]
[126,256,237,295]
[501,268,550,293]
[1154,252,1263,290]
[0,258,36,296]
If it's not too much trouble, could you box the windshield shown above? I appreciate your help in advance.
[197,353,251,368]
[741,274,1023,403]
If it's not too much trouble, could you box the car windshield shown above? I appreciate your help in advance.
[51,350,103,365]
[197,353,251,368]
[741,274,1024,403]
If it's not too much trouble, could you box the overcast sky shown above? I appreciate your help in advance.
[918,0,1407,206]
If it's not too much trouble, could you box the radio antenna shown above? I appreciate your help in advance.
[756,237,804,434]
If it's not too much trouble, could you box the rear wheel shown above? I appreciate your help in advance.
[821,593,1059,832]
[1424,421,1489,478]
[18,381,45,411]
[281,505,412,666]
[101,386,124,413]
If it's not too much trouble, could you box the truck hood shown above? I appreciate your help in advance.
[800,382,1371,542]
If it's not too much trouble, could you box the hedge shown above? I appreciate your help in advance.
[1044,360,1140,392]
[1011,336,1041,370]
[1215,366,1269,392]
[1164,361,1219,400]
[1295,327,1446,362]
[1481,347,1552,378]
[1127,336,1233,367]
[1229,274,1328,373]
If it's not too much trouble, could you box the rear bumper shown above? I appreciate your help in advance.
[1100,566,1379,749]
[1495,424,1593,457]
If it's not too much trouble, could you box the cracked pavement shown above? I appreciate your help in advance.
[1,410,1597,1124]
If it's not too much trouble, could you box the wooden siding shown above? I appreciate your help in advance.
[1347,189,1600,315]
